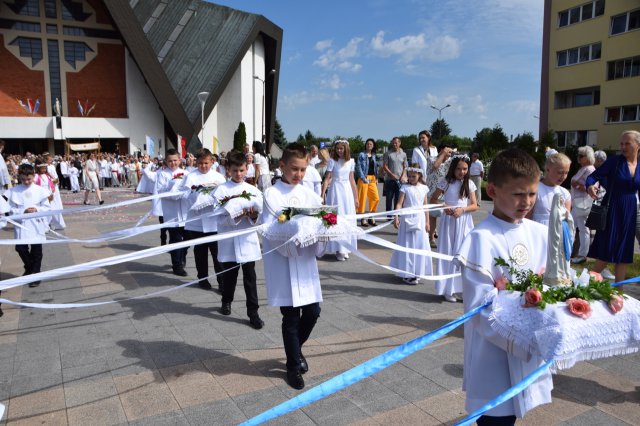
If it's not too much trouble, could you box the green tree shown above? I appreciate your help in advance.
[273,118,287,147]
[347,135,365,154]
[441,135,473,152]
[398,134,419,151]
[472,124,509,159]
[233,122,247,152]
[430,118,452,141]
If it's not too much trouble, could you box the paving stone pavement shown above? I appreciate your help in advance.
[0,187,638,425]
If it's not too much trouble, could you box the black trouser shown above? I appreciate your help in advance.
[280,303,321,371]
[185,230,223,284]
[167,226,187,270]
[16,244,43,282]
[384,179,402,212]
[477,415,516,426]
[158,216,168,246]
[221,261,259,315]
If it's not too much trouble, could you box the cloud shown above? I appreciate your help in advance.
[416,93,462,113]
[281,90,341,110]
[370,31,460,64]
[508,100,539,114]
[416,93,489,118]
[313,37,363,73]
[319,74,344,90]
[315,39,332,51]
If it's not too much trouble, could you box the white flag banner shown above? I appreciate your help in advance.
[146,135,155,156]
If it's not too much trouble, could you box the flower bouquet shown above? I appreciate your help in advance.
[488,257,640,370]
[189,184,219,211]
[261,205,363,247]
[217,190,260,219]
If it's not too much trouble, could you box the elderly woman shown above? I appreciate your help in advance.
[570,146,596,264]
[355,138,380,227]
[586,130,640,284]
[83,152,104,205]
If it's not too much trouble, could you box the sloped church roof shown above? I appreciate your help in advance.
[104,0,282,149]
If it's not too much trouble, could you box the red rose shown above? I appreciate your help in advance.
[523,288,542,307]
[588,271,603,282]
[323,213,338,226]
[566,298,592,319]
[494,274,508,291]
[608,295,624,314]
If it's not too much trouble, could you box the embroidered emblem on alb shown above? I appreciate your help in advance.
[511,243,529,266]
[288,196,301,207]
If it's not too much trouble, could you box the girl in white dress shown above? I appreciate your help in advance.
[252,141,272,191]
[44,154,65,229]
[430,157,478,302]
[390,165,432,284]
[531,151,571,226]
[320,140,358,261]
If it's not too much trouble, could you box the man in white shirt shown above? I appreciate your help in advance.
[469,152,484,207]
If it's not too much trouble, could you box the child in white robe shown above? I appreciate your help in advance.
[390,165,432,284]
[530,151,571,226]
[301,153,322,196]
[180,149,226,290]
[455,149,553,425]
[213,152,264,329]
[261,143,324,390]
[69,164,80,192]
[6,164,52,288]
[430,157,478,302]
[45,155,65,230]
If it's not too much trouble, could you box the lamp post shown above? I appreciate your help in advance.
[430,103,451,139]
[253,69,276,143]
[197,91,209,148]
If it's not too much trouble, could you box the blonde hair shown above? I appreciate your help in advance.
[318,147,330,163]
[545,152,571,169]
[622,130,640,146]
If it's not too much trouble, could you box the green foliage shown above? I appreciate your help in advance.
[441,135,473,152]
[347,135,364,154]
[273,118,287,147]
[398,134,419,150]
[430,118,452,141]
[233,122,247,153]
[472,124,509,159]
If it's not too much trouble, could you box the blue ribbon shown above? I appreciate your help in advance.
[239,302,491,426]
[562,220,572,261]
[454,360,554,426]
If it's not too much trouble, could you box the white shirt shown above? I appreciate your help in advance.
[181,168,226,232]
[6,183,51,241]
[302,166,322,196]
[532,182,571,226]
[469,159,484,176]
[155,168,189,225]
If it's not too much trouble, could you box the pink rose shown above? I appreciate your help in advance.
[589,271,603,282]
[523,288,542,307]
[537,267,545,277]
[566,298,592,319]
[494,275,508,291]
[608,295,624,314]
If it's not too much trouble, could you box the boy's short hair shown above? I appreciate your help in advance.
[487,149,540,185]
[227,151,247,168]
[195,148,213,161]
[165,148,179,158]
[18,164,35,176]
[281,143,308,163]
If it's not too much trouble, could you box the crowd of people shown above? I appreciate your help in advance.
[0,129,638,421]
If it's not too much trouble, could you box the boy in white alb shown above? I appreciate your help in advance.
[69,162,80,192]
[213,152,264,329]
[180,149,226,290]
[455,149,552,425]
[155,149,189,276]
[261,143,323,390]
[6,164,52,288]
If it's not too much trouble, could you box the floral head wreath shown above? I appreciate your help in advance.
[406,166,422,174]
[453,153,470,162]
[545,148,559,158]
[334,139,349,145]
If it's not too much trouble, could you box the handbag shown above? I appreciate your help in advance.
[585,202,608,231]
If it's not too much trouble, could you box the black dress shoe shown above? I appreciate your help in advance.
[286,369,305,390]
[249,314,264,329]
[83,201,89,205]
[99,200,104,205]
[221,302,231,315]
[173,268,188,277]
[300,353,309,374]
[0,307,3,317]
[198,279,212,290]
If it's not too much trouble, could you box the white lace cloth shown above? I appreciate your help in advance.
[260,215,363,247]
[489,291,640,371]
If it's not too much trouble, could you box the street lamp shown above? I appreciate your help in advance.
[197,91,209,147]
[430,103,451,139]
[254,69,276,143]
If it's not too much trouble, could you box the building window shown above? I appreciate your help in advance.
[48,39,62,114]
[9,36,43,66]
[44,0,57,18]
[555,87,600,109]
[557,42,601,67]
[0,19,41,32]
[555,130,595,148]
[6,0,40,17]
[63,41,93,69]
[559,0,605,28]
[605,105,640,123]
[611,9,640,35]
[61,0,91,21]
[607,56,640,80]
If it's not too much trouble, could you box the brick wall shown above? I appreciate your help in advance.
[66,43,127,118]
[0,35,47,117]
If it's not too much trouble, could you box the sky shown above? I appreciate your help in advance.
[210,0,544,142]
